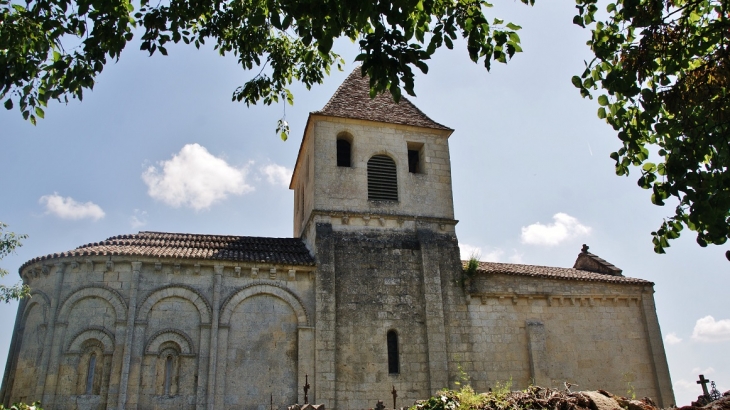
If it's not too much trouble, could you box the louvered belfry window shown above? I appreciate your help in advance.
[368,155,398,201]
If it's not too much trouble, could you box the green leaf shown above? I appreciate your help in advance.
[597,107,606,119]
[571,76,582,88]
[598,95,609,106]
[35,107,44,119]
[3,99,12,110]
[506,23,521,30]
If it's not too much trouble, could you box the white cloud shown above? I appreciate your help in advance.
[691,316,730,342]
[130,209,147,229]
[39,193,105,221]
[508,250,524,264]
[674,379,697,394]
[459,244,523,264]
[260,163,293,187]
[691,367,715,375]
[142,144,254,210]
[665,332,683,345]
[520,213,591,246]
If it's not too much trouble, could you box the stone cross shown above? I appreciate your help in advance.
[303,374,310,404]
[391,385,398,410]
[697,374,711,397]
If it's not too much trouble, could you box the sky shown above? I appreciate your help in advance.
[1,1,729,405]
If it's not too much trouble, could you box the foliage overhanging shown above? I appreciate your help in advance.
[0,222,30,303]
[573,0,730,260]
[1,0,531,134]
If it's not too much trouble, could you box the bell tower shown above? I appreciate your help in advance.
[289,68,463,410]
[289,68,457,250]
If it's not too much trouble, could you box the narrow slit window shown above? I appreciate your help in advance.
[85,353,96,395]
[337,139,351,167]
[164,355,173,396]
[387,330,399,374]
[407,142,424,174]
[368,155,398,201]
[408,150,420,173]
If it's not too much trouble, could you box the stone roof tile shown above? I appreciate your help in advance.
[467,261,652,285]
[312,67,452,131]
[20,231,316,272]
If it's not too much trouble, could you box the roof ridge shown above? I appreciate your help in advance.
[19,232,316,272]
[463,260,650,285]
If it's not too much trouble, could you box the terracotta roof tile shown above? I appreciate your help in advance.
[312,67,452,131]
[20,231,315,271]
[466,261,652,285]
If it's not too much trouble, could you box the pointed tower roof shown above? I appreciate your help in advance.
[312,68,452,131]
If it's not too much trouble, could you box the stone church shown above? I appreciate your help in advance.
[0,69,674,410]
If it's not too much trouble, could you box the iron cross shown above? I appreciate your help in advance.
[697,374,711,397]
[304,374,310,404]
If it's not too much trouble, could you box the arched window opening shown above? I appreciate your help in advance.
[337,139,352,167]
[387,330,399,374]
[85,353,96,395]
[368,155,398,201]
[76,339,104,396]
[156,344,180,397]
[164,354,173,396]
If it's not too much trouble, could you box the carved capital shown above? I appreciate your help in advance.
[54,262,67,275]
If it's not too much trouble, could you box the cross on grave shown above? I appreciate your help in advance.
[303,374,310,404]
[697,375,711,397]
[392,385,398,410]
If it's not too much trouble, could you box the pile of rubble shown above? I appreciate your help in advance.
[685,391,730,410]
[411,386,730,410]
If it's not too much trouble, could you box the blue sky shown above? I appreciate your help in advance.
[1,0,728,404]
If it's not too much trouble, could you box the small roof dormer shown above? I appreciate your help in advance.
[572,244,624,276]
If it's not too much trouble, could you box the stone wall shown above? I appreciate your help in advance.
[1,233,674,410]
[313,223,460,410]
[439,271,675,407]
[2,258,316,410]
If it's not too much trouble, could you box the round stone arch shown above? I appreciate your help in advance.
[20,290,51,329]
[57,285,127,323]
[369,149,401,168]
[144,329,195,356]
[66,326,115,354]
[219,284,309,327]
[137,285,212,324]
